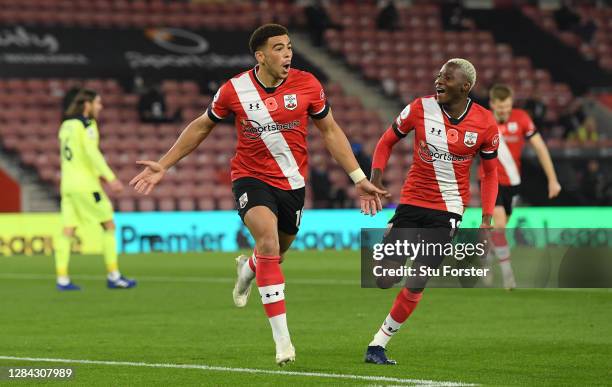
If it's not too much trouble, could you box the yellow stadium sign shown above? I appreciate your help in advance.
[0,214,102,256]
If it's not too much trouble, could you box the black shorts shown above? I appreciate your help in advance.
[383,204,463,268]
[232,177,305,235]
[387,204,463,230]
[496,185,520,216]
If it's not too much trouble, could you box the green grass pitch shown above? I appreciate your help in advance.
[0,251,610,386]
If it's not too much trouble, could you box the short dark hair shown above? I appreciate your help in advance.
[65,88,98,117]
[489,84,513,101]
[248,24,289,54]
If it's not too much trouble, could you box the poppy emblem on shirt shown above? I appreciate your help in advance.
[265,97,278,112]
[464,131,478,147]
[284,94,297,110]
[447,128,459,144]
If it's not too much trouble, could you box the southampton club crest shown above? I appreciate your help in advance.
[283,94,297,110]
[464,131,478,147]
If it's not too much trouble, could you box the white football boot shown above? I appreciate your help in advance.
[275,336,296,366]
[233,255,253,307]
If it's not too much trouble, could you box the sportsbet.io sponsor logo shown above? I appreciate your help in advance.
[417,140,472,164]
[240,119,300,140]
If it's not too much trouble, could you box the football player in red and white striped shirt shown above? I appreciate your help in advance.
[362,58,499,365]
[480,84,561,289]
[130,24,385,366]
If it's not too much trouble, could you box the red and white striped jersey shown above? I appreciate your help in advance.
[482,108,536,187]
[394,97,499,215]
[207,66,329,190]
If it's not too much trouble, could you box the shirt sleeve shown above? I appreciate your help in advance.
[307,74,329,120]
[392,99,418,138]
[522,110,537,139]
[479,116,499,160]
[81,122,116,182]
[206,81,233,122]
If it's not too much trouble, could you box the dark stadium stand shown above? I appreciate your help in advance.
[320,3,575,126]
[0,77,392,211]
[521,5,612,71]
[0,0,285,30]
[0,1,609,211]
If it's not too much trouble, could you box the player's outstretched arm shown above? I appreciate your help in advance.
[480,156,498,228]
[528,133,561,199]
[370,126,403,193]
[130,113,216,195]
[312,109,388,215]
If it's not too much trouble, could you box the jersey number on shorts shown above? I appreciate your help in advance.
[449,218,461,229]
[62,139,73,161]
[295,209,304,227]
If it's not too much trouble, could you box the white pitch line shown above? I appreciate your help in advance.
[0,355,476,386]
[0,273,360,286]
[1,273,611,291]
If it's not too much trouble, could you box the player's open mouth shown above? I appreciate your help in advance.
[436,87,446,96]
[282,63,291,71]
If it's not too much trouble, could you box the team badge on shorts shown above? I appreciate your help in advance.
[239,192,248,209]
[463,131,478,147]
[283,94,297,110]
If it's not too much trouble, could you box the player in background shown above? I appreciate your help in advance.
[481,84,561,289]
[129,24,386,366]
[361,59,499,365]
[56,89,136,290]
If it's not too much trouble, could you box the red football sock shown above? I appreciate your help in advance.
[389,288,423,323]
[256,254,285,318]
[492,230,510,261]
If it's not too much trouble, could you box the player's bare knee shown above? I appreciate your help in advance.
[256,235,280,256]
[493,207,507,229]
[376,276,400,289]
[375,259,404,289]
[493,219,507,230]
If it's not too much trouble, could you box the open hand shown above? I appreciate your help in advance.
[129,160,167,195]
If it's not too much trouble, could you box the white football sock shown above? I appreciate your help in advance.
[57,276,70,286]
[107,270,121,281]
[369,313,402,348]
[269,313,290,345]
